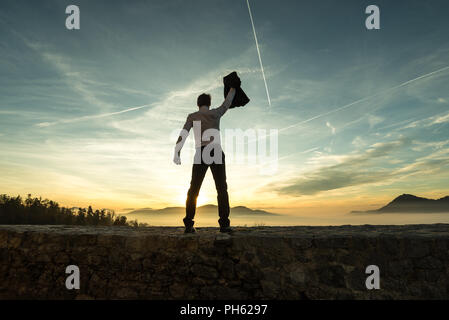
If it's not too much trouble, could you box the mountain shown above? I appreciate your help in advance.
[126,204,278,217]
[351,194,449,214]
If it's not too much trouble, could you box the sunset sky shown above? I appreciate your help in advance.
[1,0,449,217]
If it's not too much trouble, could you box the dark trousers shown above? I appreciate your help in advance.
[184,147,230,228]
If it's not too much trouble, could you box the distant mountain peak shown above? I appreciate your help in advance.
[127,204,278,216]
[352,194,449,214]
[392,194,428,202]
[199,204,218,209]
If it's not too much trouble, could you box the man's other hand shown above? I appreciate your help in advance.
[173,153,181,165]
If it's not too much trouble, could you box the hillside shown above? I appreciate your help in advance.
[352,194,449,214]
[126,204,278,217]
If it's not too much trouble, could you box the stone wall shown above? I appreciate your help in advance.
[0,224,448,299]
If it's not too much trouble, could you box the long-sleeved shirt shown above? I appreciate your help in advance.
[181,88,236,148]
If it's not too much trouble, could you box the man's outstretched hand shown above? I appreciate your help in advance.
[173,152,181,165]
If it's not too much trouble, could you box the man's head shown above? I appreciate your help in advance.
[197,93,211,108]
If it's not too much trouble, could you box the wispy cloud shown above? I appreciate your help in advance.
[36,103,154,127]
[431,112,449,125]
[23,40,114,110]
[32,47,262,129]
[400,110,449,130]
[274,137,415,196]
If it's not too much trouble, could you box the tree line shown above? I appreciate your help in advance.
[0,194,143,227]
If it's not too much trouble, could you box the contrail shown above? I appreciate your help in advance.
[279,65,449,133]
[247,0,272,107]
[36,103,153,127]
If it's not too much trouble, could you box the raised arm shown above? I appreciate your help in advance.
[214,87,236,117]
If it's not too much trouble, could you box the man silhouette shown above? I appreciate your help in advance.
[173,86,237,233]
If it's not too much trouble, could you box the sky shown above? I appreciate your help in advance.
[1,0,449,218]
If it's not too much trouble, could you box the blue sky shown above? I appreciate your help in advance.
[1,0,449,214]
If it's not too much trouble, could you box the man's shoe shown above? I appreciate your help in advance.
[219,226,233,233]
[184,227,196,234]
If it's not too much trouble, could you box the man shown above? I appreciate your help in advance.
[173,86,237,233]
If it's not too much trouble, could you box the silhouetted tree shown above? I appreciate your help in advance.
[0,194,137,227]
